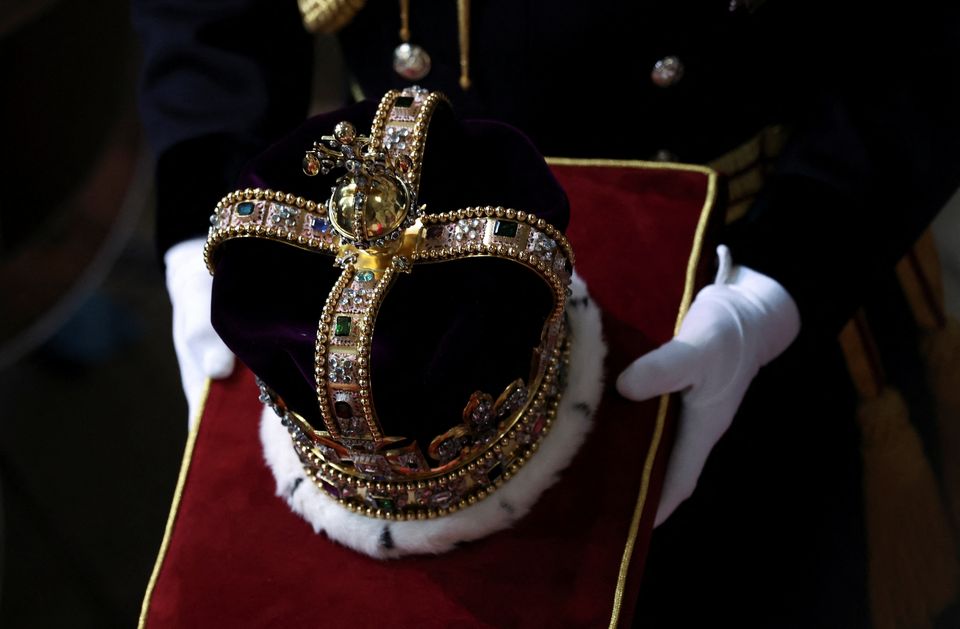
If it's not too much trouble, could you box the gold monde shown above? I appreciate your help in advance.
[302,115,424,248]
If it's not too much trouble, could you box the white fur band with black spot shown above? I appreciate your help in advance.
[259,273,605,558]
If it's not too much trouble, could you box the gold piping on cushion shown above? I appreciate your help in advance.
[546,157,718,628]
[138,380,211,629]
[609,394,671,628]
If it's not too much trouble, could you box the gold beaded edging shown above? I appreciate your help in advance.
[261,336,570,521]
[369,88,400,148]
[417,206,574,318]
[314,267,354,437]
[351,262,400,441]
[204,188,339,272]
[314,261,402,445]
[369,88,449,198]
[207,193,575,279]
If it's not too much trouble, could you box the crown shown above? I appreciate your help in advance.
[205,88,576,522]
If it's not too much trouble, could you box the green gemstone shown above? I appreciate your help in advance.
[236,202,255,216]
[357,270,375,283]
[494,220,518,238]
[371,496,396,511]
[334,316,352,337]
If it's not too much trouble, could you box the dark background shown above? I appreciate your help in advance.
[0,1,958,627]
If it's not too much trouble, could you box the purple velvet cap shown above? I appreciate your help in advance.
[210,99,570,447]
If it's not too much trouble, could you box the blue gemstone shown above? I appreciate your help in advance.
[357,270,375,283]
[370,495,396,512]
[237,202,255,216]
[312,217,329,233]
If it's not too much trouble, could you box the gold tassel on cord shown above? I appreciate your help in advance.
[897,231,960,540]
[921,317,960,539]
[840,313,959,629]
[856,388,959,629]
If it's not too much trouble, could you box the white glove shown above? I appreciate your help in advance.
[616,245,800,526]
[165,237,235,428]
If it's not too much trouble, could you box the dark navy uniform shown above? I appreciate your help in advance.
[134,0,960,333]
[132,1,960,625]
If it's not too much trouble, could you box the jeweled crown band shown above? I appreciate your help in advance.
[205,88,576,521]
[369,87,443,195]
[205,193,574,289]
[257,335,570,521]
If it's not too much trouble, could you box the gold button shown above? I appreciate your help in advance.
[651,56,684,88]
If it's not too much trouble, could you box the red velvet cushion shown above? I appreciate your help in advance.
[140,160,720,629]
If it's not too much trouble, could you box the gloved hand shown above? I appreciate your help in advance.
[616,245,800,526]
[165,237,235,428]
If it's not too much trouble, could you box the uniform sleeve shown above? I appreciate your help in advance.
[131,0,314,256]
[723,6,960,336]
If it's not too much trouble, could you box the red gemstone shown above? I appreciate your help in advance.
[395,155,412,173]
[303,153,321,176]
[531,416,546,437]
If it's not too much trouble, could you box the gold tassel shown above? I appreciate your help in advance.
[921,317,960,539]
[895,232,960,541]
[840,315,960,629]
[857,388,960,629]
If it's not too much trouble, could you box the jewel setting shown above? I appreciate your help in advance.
[302,122,417,249]
[299,87,444,251]
[259,326,570,522]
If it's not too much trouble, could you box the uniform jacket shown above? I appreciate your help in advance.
[132,0,960,333]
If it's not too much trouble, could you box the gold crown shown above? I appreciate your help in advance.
[205,88,575,521]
